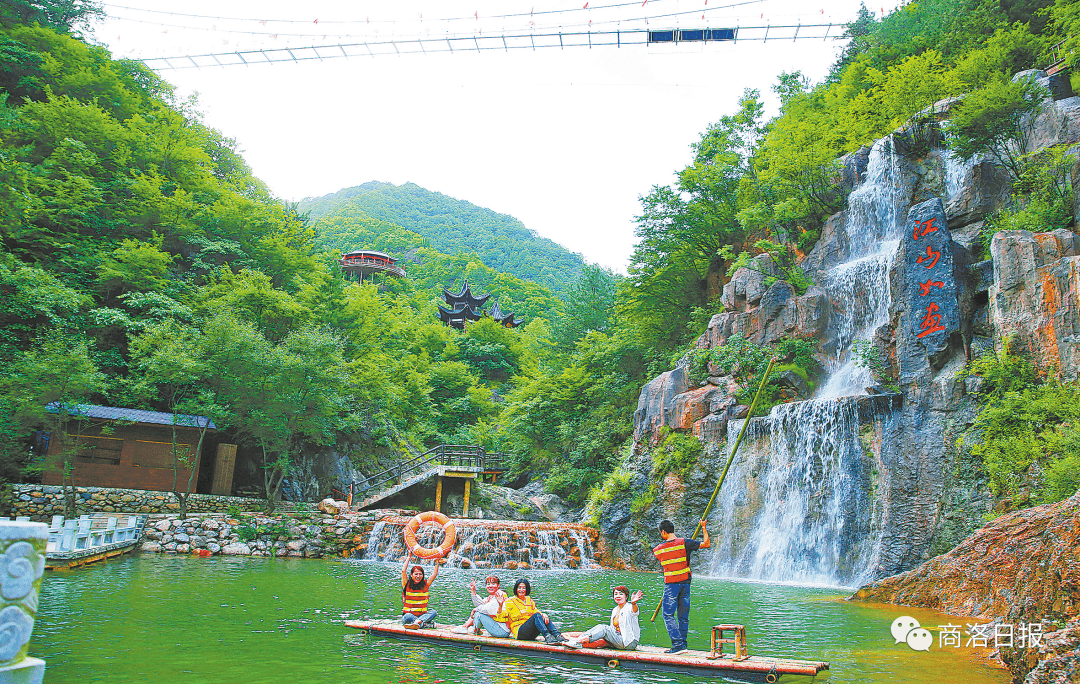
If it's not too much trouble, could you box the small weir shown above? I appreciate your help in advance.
[360,516,602,570]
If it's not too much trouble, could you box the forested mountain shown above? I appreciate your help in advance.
[1,0,1077,518]
[300,182,585,295]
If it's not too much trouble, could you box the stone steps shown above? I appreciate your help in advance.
[358,467,442,509]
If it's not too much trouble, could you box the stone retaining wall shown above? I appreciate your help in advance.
[10,484,298,520]
[139,509,414,558]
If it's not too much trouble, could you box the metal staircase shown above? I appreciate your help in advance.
[353,445,506,510]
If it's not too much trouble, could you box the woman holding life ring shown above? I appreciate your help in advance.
[401,551,439,629]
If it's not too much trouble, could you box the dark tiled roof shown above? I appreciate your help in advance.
[45,403,216,429]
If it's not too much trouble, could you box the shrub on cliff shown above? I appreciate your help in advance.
[979,145,1076,257]
[683,335,821,414]
[946,73,1047,179]
[970,383,1080,504]
[963,341,1080,505]
[651,428,702,480]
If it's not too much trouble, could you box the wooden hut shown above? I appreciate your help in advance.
[39,404,218,492]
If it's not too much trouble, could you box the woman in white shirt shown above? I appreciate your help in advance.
[564,585,643,650]
[450,575,507,635]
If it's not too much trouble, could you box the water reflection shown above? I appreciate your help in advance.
[32,555,1008,684]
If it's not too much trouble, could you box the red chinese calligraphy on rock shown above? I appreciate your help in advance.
[918,279,945,296]
[912,217,939,241]
[917,302,947,338]
[915,244,940,269]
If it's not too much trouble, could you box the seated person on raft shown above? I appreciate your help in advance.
[452,575,506,635]
[401,551,439,629]
[564,585,644,650]
[479,578,567,644]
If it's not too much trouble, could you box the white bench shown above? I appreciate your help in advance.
[45,514,144,553]
[73,518,92,550]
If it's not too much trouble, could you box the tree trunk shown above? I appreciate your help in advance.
[63,461,76,519]
[261,444,277,514]
[176,491,189,519]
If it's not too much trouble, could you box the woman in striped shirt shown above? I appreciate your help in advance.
[401,551,439,629]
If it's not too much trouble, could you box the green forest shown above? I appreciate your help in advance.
[1,0,1079,514]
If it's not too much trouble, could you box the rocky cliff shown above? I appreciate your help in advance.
[593,83,1080,588]
[852,491,1080,684]
[852,491,1080,622]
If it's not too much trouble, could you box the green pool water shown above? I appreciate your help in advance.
[35,555,1009,683]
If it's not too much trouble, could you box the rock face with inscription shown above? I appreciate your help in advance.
[899,198,961,359]
[0,521,47,684]
[602,93,1080,585]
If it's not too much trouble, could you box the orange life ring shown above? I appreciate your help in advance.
[403,511,456,559]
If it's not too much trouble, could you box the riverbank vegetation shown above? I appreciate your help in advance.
[1,0,1079,514]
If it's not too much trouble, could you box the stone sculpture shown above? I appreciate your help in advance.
[0,520,47,684]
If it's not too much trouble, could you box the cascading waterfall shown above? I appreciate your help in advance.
[708,137,910,587]
[360,517,601,570]
[821,137,907,396]
[709,400,887,586]
[943,150,969,200]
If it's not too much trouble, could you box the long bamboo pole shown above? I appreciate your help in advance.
[649,356,777,623]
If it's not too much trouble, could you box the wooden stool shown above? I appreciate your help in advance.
[709,624,748,661]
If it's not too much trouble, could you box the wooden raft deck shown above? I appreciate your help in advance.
[46,538,141,570]
[346,619,830,682]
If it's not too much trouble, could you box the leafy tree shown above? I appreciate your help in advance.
[831,2,878,77]
[0,36,44,102]
[203,319,348,512]
[2,329,104,516]
[946,73,1047,178]
[97,232,174,299]
[624,90,765,357]
[129,319,228,519]
[0,253,89,358]
[453,317,526,384]
[554,264,619,350]
[1050,0,1080,70]
[0,0,103,33]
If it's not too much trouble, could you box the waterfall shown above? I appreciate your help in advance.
[821,137,906,396]
[707,136,909,587]
[359,517,601,570]
[708,400,886,586]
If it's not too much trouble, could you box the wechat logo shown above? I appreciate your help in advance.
[891,616,932,652]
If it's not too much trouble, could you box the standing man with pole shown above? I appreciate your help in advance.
[653,519,710,654]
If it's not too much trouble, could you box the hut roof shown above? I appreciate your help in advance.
[45,403,217,430]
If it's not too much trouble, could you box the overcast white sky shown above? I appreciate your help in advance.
[91,0,891,271]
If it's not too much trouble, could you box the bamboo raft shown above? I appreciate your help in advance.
[346,619,830,682]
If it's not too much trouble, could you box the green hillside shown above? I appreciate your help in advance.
[300,181,585,295]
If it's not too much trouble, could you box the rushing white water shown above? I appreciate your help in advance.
[820,137,908,396]
[708,136,910,586]
[708,401,885,587]
[942,145,980,203]
[361,519,600,570]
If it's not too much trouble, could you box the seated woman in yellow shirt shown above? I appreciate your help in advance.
[492,579,568,644]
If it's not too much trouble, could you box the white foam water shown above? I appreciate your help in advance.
[361,520,600,570]
[707,401,884,587]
